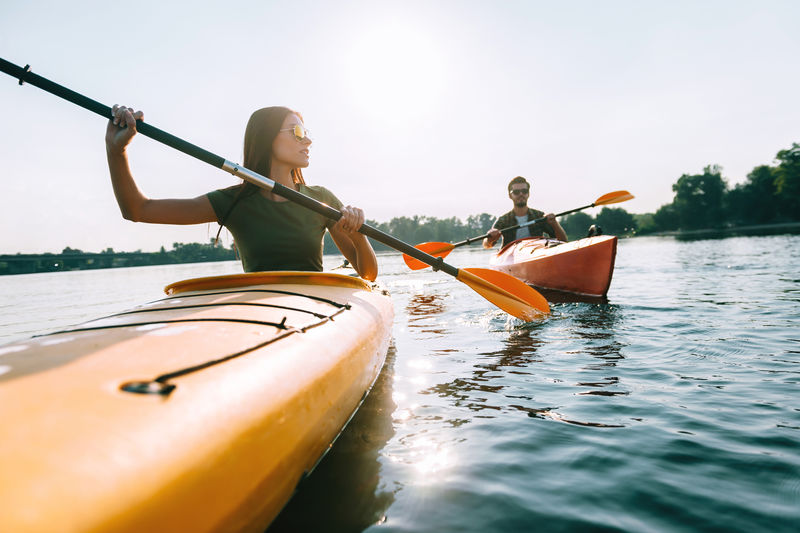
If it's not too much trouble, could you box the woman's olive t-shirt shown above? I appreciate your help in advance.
[207,184,343,272]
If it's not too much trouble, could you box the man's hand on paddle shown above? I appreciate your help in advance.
[545,213,568,241]
[483,228,501,249]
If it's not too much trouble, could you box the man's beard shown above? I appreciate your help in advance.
[514,200,527,208]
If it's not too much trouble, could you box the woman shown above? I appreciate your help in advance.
[105,105,378,281]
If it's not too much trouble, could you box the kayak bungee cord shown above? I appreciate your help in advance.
[109,302,333,320]
[0,56,549,319]
[158,287,351,307]
[33,288,349,395]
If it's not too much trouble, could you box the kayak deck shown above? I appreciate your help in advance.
[490,235,618,297]
[0,271,394,533]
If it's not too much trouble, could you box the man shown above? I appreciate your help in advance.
[483,176,567,249]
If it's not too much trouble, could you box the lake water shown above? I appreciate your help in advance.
[1,235,798,532]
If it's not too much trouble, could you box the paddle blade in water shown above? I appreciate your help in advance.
[402,242,455,270]
[457,268,549,319]
[595,190,634,206]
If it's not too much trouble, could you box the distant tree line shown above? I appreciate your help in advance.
[68,241,237,264]
[326,141,800,247]
[0,241,237,275]
[52,241,234,264]
[324,214,497,253]
[638,143,800,233]
[160,241,237,263]
[14,142,798,269]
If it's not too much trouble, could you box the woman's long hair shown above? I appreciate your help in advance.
[242,106,306,186]
[215,106,306,244]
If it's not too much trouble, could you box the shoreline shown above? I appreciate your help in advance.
[642,221,800,239]
[3,222,800,275]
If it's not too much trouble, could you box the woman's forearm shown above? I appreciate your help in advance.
[349,233,378,281]
[106,147,149,221]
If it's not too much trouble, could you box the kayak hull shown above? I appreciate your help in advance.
[489,235,618,297]
[0,272,393,533]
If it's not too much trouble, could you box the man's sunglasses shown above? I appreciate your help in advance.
[280,124,312,142]
[510,188,529,195]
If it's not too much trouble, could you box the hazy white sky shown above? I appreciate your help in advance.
[1,0,798,253]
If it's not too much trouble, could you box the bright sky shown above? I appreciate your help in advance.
[1,0,798,253]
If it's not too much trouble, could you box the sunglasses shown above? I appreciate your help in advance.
[510,188,529,195]
[280,124,312,142]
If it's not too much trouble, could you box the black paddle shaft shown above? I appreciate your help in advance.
[0,58,225,169]
[0,57,459,277]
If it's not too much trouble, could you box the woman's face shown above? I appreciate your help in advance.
[271,113,311,169]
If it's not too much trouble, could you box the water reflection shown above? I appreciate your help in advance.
[568,302,622,340]
[488,329,547,365]
[388,434,457,482]
[406,293,448,335]
[420,329,546,416]
[673,225,800,240]
[503,323,627,427]
[566,303,630,403]
[537,287,609,304]
[528,409,625,428]
[564,303,626,361]
[415,304,633,428]
[266,343,398,532]
[406,293,446,317]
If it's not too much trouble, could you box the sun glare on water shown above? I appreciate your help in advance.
[345,24,447,125]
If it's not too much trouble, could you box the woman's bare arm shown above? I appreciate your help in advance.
[105,105,217,224]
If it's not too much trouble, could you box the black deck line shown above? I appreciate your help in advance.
[156,288,349,308]
[33,317,290,337]
[131,306,349,393]
[106,302,329,319]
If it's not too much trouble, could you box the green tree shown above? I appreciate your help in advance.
[653,203,679,231]
[436,216,466,242]
[466,213,494,235]
[595,207,636,236]
[726,165,777,225]
[672,165,728,230]
[561,212,595,240]
[411,216,435,243]
[633,213,658,235]
[774,143,800,220]
[387,216,421,243]
[169,241,235,263]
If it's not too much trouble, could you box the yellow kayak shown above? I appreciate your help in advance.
[0,271,394,533]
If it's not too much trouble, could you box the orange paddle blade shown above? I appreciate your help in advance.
[402,242,455,270]
[595,190,634,206]
[457,267,549,319]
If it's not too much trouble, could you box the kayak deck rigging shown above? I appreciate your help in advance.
[29,286,355,396]
[0,269,395,533]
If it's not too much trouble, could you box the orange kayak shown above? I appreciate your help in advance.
[0,271,393,533]
[489,235,618,297]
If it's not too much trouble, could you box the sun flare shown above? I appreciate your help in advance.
[345,24,446,124]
